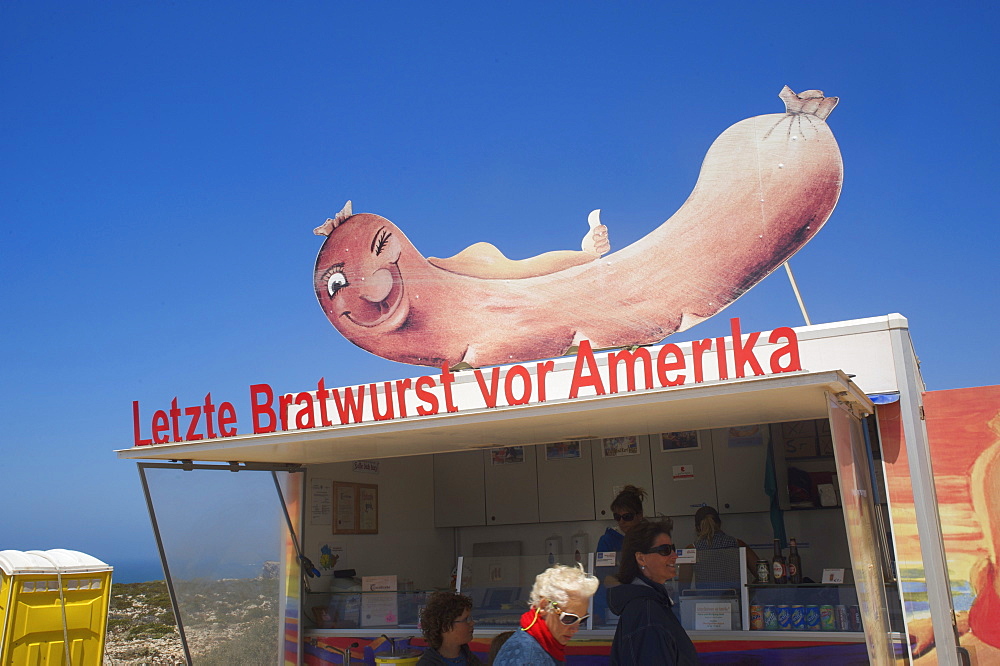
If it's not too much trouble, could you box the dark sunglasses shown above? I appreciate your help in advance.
[549,601,590,626]
[645,544,677,557]
[612,512,636,522]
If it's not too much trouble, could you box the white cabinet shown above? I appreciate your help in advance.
[535,441,596,523]
[650,430,719,517]
[484,446,539,525]
[435,425,780,529]
[590,436,654,520]
[711,425,772,514]
[433,451,486,527]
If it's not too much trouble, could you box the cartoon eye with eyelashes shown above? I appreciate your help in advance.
[323,264,348,297]
[371,227,393,256]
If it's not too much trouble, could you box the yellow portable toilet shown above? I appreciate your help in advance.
[0,549,113,665]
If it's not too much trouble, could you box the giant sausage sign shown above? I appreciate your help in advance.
[312,87,841,368]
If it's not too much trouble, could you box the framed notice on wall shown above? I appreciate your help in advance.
[358,483,379,534]
[333,482,358,534]
[333,481,380,535]
[661,431,700,452]
[545,441,581,461]
[602,436,639,457]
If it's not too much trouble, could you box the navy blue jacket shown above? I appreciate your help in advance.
[607,576,699,665]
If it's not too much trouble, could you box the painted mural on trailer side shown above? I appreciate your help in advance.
[881,386,1000,664]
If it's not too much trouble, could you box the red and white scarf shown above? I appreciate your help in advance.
[520,607,565,662]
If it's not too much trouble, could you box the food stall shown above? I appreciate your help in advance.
[117,88,978,664]
[119,313,965,665]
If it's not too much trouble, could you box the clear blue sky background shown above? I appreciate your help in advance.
[2,2,997,580]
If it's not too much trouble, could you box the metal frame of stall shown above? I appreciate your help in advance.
[136,461,304,665]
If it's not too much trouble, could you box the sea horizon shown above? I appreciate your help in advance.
[110,558,166,584]
[107,557,279,584]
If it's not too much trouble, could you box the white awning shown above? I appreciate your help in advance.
[116,369,871,465]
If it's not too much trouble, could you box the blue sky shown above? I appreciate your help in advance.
[2,2,998,578]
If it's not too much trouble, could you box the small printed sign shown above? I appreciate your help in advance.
[695,602,732,630]
[596,552,617,567]
[362,575,398,592]
[309,478,333,526]
[361,575,399,627]
[822,568,845,584]
[675,548,696,564]
[352,460,380,474]
[361,592,398,627]
[672,464,695,480]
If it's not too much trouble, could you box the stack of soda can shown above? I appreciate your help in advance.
[819,605,836,630]
[804,605,821,630]
[755,603,846,631]
[833,604,863,631]
[763,605,779,631]
[777,605,791,630]
[790,605,806,630]
[749,605,764,630]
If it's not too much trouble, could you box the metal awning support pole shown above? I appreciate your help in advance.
[137,463,193,666]
[783,261,812,326]
[272,471,319,594]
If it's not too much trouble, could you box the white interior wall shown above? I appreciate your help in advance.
[300,458,853,594]
[302,455,454,592]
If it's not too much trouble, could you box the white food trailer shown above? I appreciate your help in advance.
[119,313,975,665]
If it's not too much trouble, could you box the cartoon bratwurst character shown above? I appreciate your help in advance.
[314,87,843,369]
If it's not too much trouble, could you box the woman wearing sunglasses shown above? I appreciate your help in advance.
[608,518,699,665]
[593,485,646,624]
[598,485,647,554]
[492,564,599,665]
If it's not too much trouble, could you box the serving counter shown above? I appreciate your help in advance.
[299,546,891,664]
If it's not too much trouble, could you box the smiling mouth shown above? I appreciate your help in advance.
[341,262,406,328]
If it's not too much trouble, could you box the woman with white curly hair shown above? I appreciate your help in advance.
[492,564,599,665]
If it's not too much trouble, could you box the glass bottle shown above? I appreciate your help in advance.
[788,538,802,584]
[771,539,787,584]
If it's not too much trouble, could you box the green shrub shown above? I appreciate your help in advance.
[127,622,177,639]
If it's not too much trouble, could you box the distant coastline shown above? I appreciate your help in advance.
[108,558,276,583]
[110,558,165,584]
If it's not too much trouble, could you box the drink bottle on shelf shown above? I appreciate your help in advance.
[771,539,787,584]
[755,559,771,584]
[788,538,802,584]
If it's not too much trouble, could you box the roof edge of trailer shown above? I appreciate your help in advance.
[117,369,871,465]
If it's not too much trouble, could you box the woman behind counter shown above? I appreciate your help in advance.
[608,518,699,666]
[688,506,759,590]
[417,591,483,666]
[597,485,646,554]
[594,485,646,624]
[492,564,599,665]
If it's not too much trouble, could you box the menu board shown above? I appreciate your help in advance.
[332,482,379,534]
[310,478,333,526]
